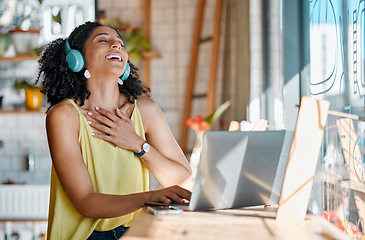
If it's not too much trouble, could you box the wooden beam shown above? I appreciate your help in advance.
[179,0,206,151]
[144,0,151,87]
[205,0,224,116]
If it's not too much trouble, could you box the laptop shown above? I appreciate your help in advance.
[188,130,293,211]
[147,130,293,211]
[146,97,330,222]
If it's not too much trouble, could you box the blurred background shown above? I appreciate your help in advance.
[0,0,365,239]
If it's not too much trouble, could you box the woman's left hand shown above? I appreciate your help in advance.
[87,105,144,151]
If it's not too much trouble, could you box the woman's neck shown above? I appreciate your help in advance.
[81,75,122,112]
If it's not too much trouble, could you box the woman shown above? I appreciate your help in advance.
[37,21,192,239]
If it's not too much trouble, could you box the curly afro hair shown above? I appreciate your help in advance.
[36,21,150,109]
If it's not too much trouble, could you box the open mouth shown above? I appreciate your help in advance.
[106,54,122,62]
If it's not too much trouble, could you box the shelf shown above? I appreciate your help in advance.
[0,53,157,61]
[0,55,41,62]
[142,51,160,59]
[0,109,45,114]
[322,177,365,193]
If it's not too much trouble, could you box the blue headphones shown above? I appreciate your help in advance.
[65,39,85,72]
[121,62,130,81]
[65,39,131,80]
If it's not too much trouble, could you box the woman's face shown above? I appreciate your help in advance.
[83,26,128,78]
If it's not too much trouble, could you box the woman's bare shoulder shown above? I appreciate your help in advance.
[46,100,79,126]
[136,96,160,113]
[136,96,168,134]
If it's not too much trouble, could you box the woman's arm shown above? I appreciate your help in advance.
[46,101,190,219]
[138,97,193,187]
[88,97,193,188]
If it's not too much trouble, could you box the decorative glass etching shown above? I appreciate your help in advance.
[307,0,365,236]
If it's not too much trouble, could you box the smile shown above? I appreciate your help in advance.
[106,54,122,62]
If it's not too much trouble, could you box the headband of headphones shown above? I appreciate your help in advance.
[65,39,130,81]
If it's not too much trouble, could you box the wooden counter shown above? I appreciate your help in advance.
[122,208,349,240]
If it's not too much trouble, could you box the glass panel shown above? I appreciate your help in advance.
[306,0,365,236]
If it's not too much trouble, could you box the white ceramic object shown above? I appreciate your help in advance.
[10,30,40,55]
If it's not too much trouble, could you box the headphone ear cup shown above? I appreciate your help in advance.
[65,40,85,72]
[66,49,85,72]
[121,62,130,81]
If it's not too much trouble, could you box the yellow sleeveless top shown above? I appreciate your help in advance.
[47,99,149,240]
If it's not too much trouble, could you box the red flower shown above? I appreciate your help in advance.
[186,115,210,133]
[186,100,232,134]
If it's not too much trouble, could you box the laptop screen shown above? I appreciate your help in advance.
[189,130,293,211]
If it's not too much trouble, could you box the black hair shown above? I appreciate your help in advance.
[36,21,150,109]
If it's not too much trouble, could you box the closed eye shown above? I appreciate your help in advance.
[117,40,125,48]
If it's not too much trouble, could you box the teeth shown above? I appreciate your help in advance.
[106,55,122,61]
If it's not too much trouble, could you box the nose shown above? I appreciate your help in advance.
[111,40,121,49]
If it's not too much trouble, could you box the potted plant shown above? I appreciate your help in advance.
[13,78,43,110]
[9,0,48,55]
[100,17,151,65]
[10,28,40,55]
[186,100,231,176]
[0,32,11,57]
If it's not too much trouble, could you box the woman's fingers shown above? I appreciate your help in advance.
[170,186,191,201]
[90,107,124,127]
[94,107,119,122]
[87,111,114,128]
[87,106,138,150]
[88,120,112,135]
[115,108,123,118]
[90,131,115,147]
[152,186,192,203]
[156,195,172,204]
[165,192,186,204]
[88,107,130,130]
[118,102,132,115]
[115,108,130,122]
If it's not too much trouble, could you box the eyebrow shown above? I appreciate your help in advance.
[94,32,123,41]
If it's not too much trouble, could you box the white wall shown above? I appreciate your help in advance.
[0,113,51,184]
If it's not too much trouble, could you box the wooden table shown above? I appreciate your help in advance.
[122,207,349,240]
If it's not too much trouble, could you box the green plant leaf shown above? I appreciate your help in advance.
[52,10,62,25]
[0,33,11,57]
[101,17,151,65]
[129,51,143,65]
[204,100,232,125]
[13,79,41,91]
